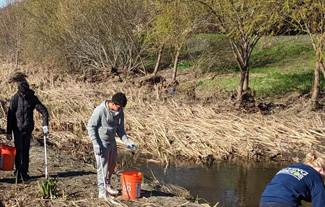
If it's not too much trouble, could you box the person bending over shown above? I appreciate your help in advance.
[87,92,136,199]
[260,152,325,207]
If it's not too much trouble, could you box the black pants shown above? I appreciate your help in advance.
[13,130,31,174]
[260,202,296,207]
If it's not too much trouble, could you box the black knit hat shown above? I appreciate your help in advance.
[112,92,127,107]
[18,81,29,94]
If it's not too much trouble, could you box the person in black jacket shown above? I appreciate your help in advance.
[6,81,49,180]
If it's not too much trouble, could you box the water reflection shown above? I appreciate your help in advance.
[132,160,305,207]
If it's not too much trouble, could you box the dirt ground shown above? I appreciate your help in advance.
[0,135,208,207]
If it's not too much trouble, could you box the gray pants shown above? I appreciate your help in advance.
[93,138,117,192]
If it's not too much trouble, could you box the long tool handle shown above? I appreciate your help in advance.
[44,135,48,179]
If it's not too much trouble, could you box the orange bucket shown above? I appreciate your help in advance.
[0,145,16,171]
[121,171,142,199]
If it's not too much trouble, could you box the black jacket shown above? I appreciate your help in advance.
[7,89,49,134]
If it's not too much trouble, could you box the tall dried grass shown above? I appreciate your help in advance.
[0,63,324,164]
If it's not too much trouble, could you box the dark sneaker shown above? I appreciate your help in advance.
[21,173,31,181]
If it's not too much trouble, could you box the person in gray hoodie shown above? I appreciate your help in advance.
[87,92,136,199]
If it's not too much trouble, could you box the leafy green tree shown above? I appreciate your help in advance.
[287,0,325,109]
[146,0,200,82]
[144,1,171,76]
[195,0,281,103]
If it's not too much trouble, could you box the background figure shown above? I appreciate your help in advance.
[87,92,136,199]
[7,81,49,180]
[260,152,325,207]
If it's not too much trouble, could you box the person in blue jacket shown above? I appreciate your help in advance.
[260,152,325,207]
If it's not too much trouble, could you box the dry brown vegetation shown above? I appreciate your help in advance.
[0,62,325,167]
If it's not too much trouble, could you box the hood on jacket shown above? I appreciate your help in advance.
[18,81,29,94]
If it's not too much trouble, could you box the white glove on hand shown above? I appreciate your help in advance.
[6,134,12,141]
[126,140,137,150]
[122,135,137,150]
[43,126,49,135]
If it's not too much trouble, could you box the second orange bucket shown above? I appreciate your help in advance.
[121,171,142,199]
[0,145,16,171]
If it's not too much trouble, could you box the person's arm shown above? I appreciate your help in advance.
[118,111,136,149]
[310,176,325,206]
[7,96,17,135]
[87,107,102,144]
[117,111,126,139]
[34,96,49,127]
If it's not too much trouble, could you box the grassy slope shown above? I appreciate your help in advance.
[181,35,323,101]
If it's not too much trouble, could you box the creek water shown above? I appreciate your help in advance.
[133,160,312,207]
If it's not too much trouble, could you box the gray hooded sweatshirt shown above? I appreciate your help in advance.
[88,100,129,192]
[87,100,127,144]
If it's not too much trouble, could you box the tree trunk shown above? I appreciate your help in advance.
[243,68,249,91]
[172,48,180,82]
[237,69,246,103]
[319,61,325,80]
[153,45,164,76]
[311,61,321,109]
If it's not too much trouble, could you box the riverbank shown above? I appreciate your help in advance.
[0,135,209,207]
[0,62,324,165]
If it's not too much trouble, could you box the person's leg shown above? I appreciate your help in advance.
[107,141,117,184]
[106,141,118,195]
[20,133,31,178]
[94,140,108,198]
[13,130,23,178]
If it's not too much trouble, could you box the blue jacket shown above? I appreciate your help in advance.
[260,163,325,207]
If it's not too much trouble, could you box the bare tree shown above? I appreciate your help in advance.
[23,0,149,74]
[0,0,24,68]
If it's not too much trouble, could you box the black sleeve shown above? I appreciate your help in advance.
[7,95,17,134]
[34,96,49,126]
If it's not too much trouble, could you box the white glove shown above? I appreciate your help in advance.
[6,134,12,141]
[43,126,49,135]
[126,140,137,150]
[122,135,137,150]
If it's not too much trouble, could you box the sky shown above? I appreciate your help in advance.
[0,0,7,8]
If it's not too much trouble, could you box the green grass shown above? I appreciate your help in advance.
[251,35,315,72]
[196,71,325,98]
[189,35,324,98]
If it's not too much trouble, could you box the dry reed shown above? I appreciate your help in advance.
[0,63,324,165]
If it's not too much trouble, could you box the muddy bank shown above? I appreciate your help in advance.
[0,135,209,207]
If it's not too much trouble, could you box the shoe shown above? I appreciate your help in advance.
[98,190,107,199]
[106,185,119,196]
[21,173,31,181]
